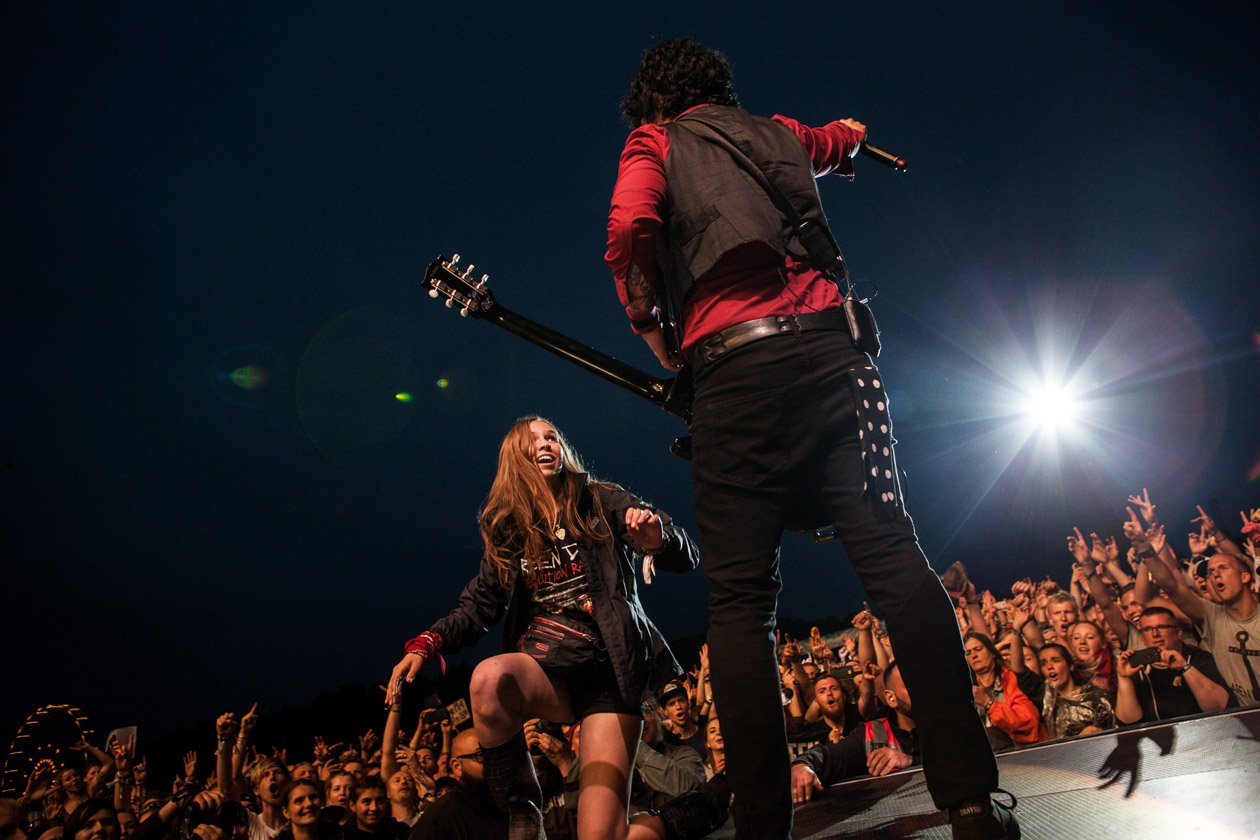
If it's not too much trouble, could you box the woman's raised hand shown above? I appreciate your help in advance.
[625,506,666,552]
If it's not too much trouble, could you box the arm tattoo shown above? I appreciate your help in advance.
[626,264,655,318]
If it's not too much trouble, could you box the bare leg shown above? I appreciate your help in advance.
[469,653,573,747]
[572,711,664,840]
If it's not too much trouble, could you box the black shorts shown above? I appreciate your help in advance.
[556,655,642,720]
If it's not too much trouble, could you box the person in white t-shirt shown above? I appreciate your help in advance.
[1149,551,1259,707]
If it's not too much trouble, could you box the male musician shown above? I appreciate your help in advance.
[605,38,1016,839]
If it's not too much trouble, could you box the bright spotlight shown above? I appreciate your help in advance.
[1022,384,1079,430]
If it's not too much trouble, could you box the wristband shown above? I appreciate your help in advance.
[1135,547,1156,560]
[404,630,447,676]
[629,313,659,332]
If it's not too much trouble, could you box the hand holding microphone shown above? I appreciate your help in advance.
[840,117,907,171]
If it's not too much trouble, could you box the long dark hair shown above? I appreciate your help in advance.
[621,37,739,126]
[963,631,1005,679]
[1038,642,1087,689]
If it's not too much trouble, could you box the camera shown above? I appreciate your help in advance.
[174,781,249,840]
[1127,647,1163,668]
[421,706,450,722]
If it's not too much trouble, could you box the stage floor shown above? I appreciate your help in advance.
[750,707,1260,839]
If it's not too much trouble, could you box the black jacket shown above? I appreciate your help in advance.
[792,719,919,786]
[429,480,700,705]
[408,778,504,840]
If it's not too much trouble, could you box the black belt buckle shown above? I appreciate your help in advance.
[775,314,801,333]
[699,333,727,364]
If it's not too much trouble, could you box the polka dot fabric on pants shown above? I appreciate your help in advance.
[851,364,903,512]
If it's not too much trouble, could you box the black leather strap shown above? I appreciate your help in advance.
[688,309,849,375]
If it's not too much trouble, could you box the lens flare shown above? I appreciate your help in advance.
[229,365,269,391]
[394,392,414,403]
[207,345,282,410]
[435,378,449,389]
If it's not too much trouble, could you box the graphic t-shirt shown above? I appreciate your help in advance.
[523,524,597,622]
[1199,601,1260,706]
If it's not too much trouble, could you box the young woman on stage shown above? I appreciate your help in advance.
[385,416,724,840]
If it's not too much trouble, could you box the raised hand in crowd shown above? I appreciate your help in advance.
[239,702,259,741]
[110,733,136,778]
[689,642,714,721]
[1122,506,1149,545]
[312,734,331,763]
[808,626,834,666]
[1241,516,1260,570]
[1188,524,1213,557]
[1191,504,1247,560]
[359,728,379,762]
[183,750,198,782]
[438,717,454,749]
[1067,527,1091,569]
[1127,488,1158,526]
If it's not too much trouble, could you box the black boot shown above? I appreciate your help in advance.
[480,731,547,840]
[949,790,1020,840]
[649,772,731,840]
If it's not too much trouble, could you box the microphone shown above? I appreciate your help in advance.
[859,142,907,172]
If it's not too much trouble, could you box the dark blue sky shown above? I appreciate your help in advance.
[4,2,1257,746]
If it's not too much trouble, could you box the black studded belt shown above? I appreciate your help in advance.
[687,309,850,376]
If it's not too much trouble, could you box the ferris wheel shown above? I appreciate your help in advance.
[1,704,95,797]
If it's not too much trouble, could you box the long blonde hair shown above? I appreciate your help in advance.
[479,416,611,588]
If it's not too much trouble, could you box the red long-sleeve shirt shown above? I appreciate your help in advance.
[605,105,863,353]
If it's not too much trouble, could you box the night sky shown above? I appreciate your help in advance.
[4,2,1257,751]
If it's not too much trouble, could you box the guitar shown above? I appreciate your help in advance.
[422,254,693,427]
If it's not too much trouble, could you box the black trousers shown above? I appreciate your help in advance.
[689,326,998,839]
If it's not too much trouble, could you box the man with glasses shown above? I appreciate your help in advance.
[410,728,504,840]
[1114,607,1234,724]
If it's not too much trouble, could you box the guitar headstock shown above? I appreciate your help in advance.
[423,253,496,318]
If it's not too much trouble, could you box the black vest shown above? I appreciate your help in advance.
[661,106,834,309]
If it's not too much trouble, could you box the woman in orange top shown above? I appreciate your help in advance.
[964,631,1048,749]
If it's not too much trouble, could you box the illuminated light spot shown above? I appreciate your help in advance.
[1020,383,1080,431]
[435,378,450,389]
[394,392,414,403]
[229,365,269,391]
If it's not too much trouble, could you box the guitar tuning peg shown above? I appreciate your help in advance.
[450,253,461,264]
[445,298,454,308]
[463,263,475,278]
[428,288,439,298]
[478,274,489,288]
[459,306,469,318]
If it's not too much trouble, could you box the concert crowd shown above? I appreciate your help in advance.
[3,492,1257,840]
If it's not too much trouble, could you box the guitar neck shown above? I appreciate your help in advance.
[481,301,671,408]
